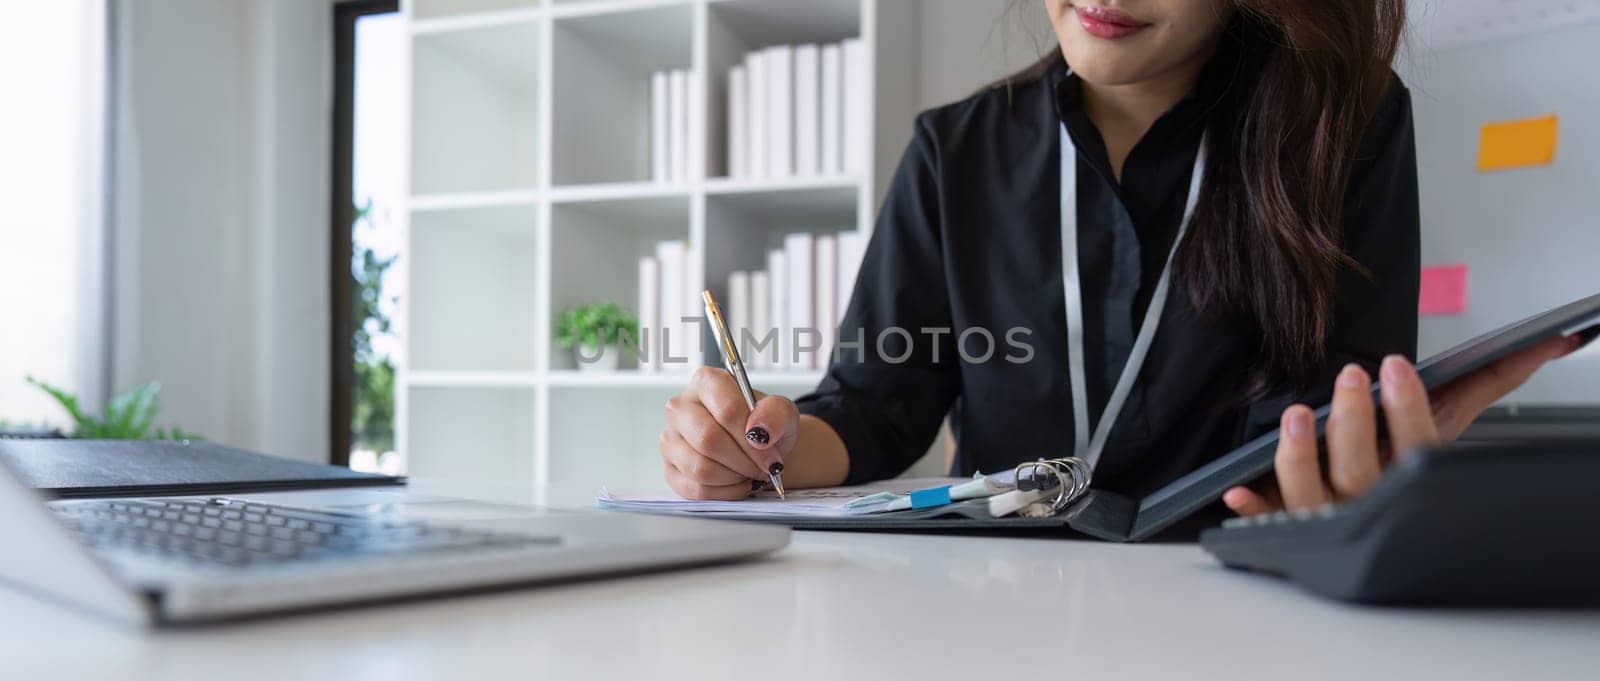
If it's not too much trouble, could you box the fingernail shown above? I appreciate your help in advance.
[1285,408,1310,438]
[745,427,770,447]
[768,462,784,477]
[750,480,764,492]
[1381,355,1408,385]
[1337,363,1366,389]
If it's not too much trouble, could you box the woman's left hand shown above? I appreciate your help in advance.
[1224,335,1584,516]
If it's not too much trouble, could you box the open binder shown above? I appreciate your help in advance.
[605,291,1600,542]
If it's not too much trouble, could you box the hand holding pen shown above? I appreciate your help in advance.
[655,292,799,501]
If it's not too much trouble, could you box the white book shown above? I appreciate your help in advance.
[784,233,814,371]
[820,43,842,175]
[766,250,788,369]
[764,44,794,178]
[792,44,820,177]
[727,66,748,179]
[637,256,660,371]
[727,271,751,362]
[682,255,703,368]
[835,231,866,329]
[749,271,770,368]
[841,38,867,176]
[668,70,688,184]
[656,240,687,371]
[744,52,767,180]
[814,235,836,370]
[651,72,669,183]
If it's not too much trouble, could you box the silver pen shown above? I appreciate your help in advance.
[701,290,785,499]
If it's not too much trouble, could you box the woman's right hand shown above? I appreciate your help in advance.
[660,366,800,500]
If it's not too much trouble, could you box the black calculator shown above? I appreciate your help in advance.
[1200,440,1600,605]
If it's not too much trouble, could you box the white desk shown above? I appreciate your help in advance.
[2,486,1597,681]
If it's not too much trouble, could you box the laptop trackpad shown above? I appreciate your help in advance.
[224,487,570,522]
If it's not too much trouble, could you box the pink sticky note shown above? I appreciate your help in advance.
[1419,264,1468,316]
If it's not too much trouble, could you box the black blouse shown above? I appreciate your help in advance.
[796,47,1421,498]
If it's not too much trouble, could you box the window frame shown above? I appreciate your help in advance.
[330,0,399,466]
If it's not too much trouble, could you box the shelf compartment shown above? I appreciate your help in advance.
[411,19,540,195]
[410,0,539,22]
[704,0,862,179]
[545,379,818,494]
[409,189,540,212]
[704,185,858,370]
[406,370,540,387]
[548,195,691,371]
[409,205,539,371]
[547,181,687,204]
[549,0,689,17]
[550,3,693,186]
[546,386,676,493]
[406,386,536,486]
[544,369,824,387]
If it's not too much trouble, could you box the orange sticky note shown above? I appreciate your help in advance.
[1419,264,1468,316]
[1477,114,1558,171]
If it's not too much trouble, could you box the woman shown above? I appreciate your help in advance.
[659,0,1580,514]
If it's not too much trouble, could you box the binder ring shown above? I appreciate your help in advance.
[1012,457,1092,516]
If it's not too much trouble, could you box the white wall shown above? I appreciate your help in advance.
[1399,22,1600,403]
[0,1,106,425]
[914,0,1052,113]
[112,0,332,460]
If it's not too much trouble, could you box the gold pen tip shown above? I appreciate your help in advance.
[701,290,715,306]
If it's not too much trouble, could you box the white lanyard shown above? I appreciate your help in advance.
[1060,123,1206,469]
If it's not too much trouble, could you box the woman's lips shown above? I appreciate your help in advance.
[1073,4,1151,39]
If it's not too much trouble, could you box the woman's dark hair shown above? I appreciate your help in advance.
[999,1,1406,392]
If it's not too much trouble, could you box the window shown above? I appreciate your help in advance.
[333,1,403,471]
[0,1,107,432]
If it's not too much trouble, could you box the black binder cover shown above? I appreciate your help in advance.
[0,440,404,498]
[673,291,1600,541]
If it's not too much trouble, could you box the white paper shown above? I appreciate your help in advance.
[820,43,842,175]
[793,44,820,177]
[650,71,668,183]
[598,478,971,518]
[727,66,747,179]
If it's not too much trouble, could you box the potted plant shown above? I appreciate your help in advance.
[22,377,200,440]
[554,301,639,372]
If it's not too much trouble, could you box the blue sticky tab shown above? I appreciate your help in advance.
[909,486,953,510]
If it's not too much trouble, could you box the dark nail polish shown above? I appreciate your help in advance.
[745,427,770,446]
[750,480,764,491]
[768,462,784,476]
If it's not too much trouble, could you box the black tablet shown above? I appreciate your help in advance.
[1127,291,1600,541]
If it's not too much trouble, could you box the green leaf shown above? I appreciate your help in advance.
[554,301,640,350]
[105,381,160,440]
[27,376,95,435]
[26,377,195,441]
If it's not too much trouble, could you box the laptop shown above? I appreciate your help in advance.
[0,450,788,626]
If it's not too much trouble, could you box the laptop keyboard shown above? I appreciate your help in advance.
[51,497,557,569]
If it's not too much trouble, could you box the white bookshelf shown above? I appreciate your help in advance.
[398,0,916,499]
